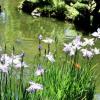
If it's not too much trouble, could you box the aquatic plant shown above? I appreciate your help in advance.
[34,64,44,76]
[26,81,43,93]
[0,29,100,99]
[92,28,100,38]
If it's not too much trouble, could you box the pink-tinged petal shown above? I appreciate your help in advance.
[0,63,9,73]
[35,67,44,76]
[81,49,94,59]
[38,34,42,40]
[26,81,43,93]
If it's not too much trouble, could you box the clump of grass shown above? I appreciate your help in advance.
[0,29,100,99]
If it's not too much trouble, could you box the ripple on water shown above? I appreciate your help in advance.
[94,94,100,100]
[0,11,6,23]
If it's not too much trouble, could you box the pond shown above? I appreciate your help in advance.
[0,0,100,96]
[0,0,78,63]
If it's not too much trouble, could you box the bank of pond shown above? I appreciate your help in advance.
[18,0,100,34]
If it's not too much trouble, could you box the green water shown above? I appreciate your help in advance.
[0,0,78,63]
[1,0,76,49]
[0,0,100,93]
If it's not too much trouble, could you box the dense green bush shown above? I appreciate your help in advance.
[20,0,90,21]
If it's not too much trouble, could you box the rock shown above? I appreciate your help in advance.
[31,8,41,17]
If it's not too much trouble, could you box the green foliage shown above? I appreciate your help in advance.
[0,35,97,99]
[54,2,67,20]
[0,43,96,99]
[73,2,88,11]
[20,0,93,21]
[38,0,79,20]
[65,4,79,20]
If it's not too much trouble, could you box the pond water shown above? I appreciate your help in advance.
[0,0,100,95]
[0,0,78,62]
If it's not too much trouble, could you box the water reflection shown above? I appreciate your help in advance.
[0,11,6,23]
[95,94,100,100]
